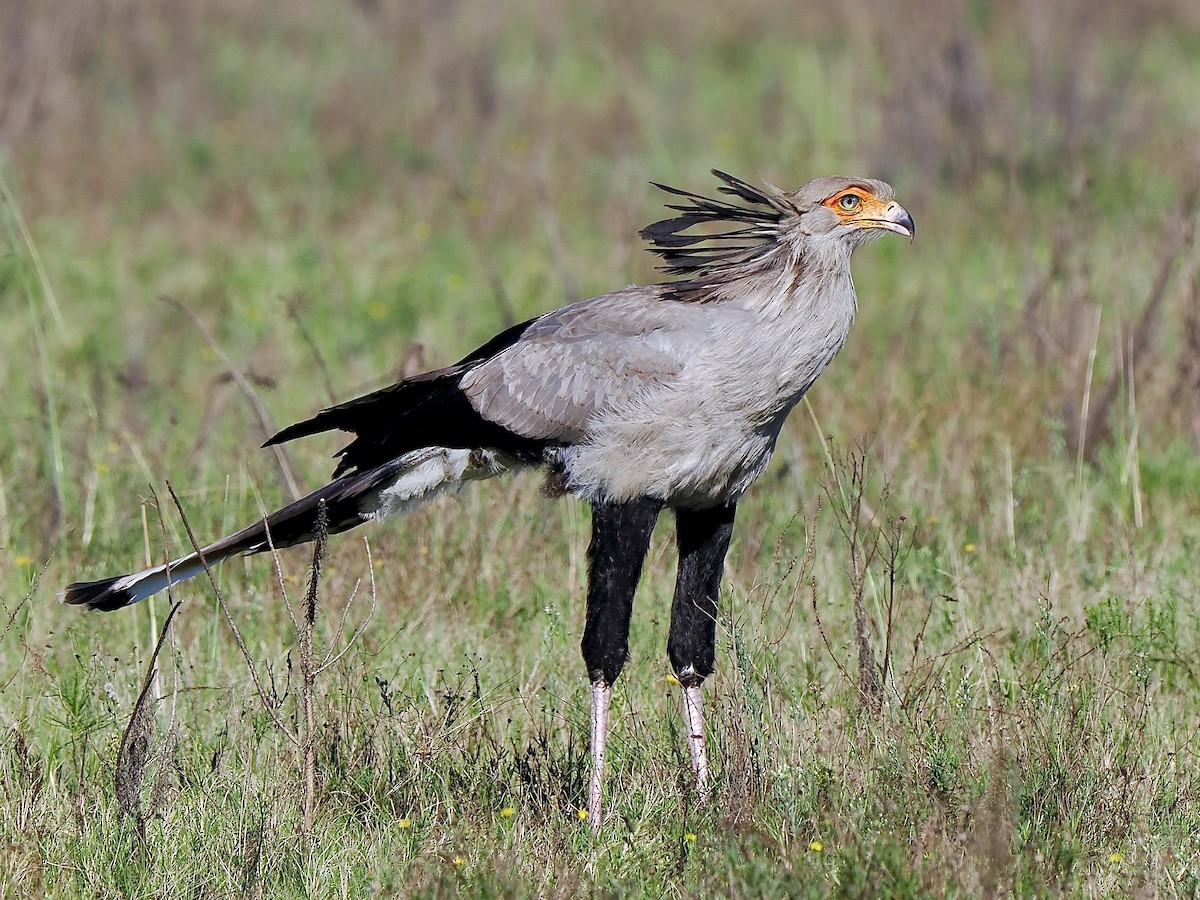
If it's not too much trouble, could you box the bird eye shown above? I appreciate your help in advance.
[837,194,861,211]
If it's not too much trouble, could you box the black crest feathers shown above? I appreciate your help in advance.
[640,170,787,289]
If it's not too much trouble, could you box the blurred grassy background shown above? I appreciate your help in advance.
[3,0,1200,895]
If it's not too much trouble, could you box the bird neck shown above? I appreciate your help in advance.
[727,237,856,322]
[730,238,860,412]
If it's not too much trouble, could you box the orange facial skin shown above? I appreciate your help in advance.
[823,187,914,237]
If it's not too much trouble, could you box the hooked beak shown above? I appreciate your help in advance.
[865,201,915,239]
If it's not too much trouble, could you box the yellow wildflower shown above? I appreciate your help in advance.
[500,806,515,818]
[809,840,823,852]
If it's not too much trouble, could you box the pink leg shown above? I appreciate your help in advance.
[588,681,611,830]
[681,683,709,802]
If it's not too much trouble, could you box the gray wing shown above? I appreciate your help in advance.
[460,287,696,443]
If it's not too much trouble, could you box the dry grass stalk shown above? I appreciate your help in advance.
[280,292,338,406]
[166,482,289,728]
[114,598,181,852]
[1074,190,1198,465]
[0,560,43,694]
[1169,262,1200,449]
[298,500,328,837]
[4,727,44,836]
[239,805,265,900]
[809,444,922,717]
[713,624,769,827]
[165,484,375,839]
[162,295,301,501]
[755,505,818,652]
[823,446,886,715]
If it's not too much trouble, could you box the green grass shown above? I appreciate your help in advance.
[3,1,1200,896]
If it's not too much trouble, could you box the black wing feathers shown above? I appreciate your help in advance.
[265,316,545,476]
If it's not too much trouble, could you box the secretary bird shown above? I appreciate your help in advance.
[64,171,913,827]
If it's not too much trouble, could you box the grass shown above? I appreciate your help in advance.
[3,1,1200,896]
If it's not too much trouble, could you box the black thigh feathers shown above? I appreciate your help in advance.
[667,503,736,686]
[582,498,663,685]
[580,499,736,689]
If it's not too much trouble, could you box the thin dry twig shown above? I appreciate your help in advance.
[761,504,818,651]
[1076,190,1198,464]
[0,559,45,694]
[900,628,994,713]
[164,483,373,839]
[165,481,298,746]
[879,515,912,693]
[298,500,328,836]
[809,578,857,696]
[317,537,377,675]
[827,446,885,715]
[1168,262,1200,449]
[280,292,337,404]
[115,599,181,851]
[162,295,301,500]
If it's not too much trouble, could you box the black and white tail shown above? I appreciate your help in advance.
[62,447,511,611]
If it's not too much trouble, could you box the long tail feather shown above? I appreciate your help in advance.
[62,448,512,611]
[62,555,213,611]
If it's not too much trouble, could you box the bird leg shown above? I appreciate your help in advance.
[668,503,737,806]
[581,497,662,830]
[680,681,709,802]
[588,681,611,826]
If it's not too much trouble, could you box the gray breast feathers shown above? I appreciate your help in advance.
[459,288,694,443]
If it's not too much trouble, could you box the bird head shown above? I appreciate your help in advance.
[641,170,913,300]
[788,176,915,246]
